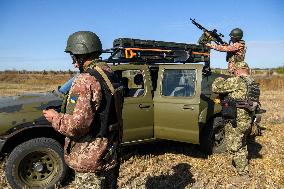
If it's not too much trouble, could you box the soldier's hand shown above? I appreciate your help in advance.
[43,109,58,123]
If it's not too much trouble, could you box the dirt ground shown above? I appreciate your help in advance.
[116,89,284,189]
[0,74,283,189]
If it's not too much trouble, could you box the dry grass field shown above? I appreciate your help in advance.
[0,73,72,96]
[0,73,283,189]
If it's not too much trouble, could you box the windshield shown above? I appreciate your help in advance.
[58,74,78,94]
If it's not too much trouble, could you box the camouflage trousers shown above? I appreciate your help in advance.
[225,109,252,175]
[74,168,118,189]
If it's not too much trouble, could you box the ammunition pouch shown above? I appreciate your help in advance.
[221,100,237,128]
[221,100,237,119]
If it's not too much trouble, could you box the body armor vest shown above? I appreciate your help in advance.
[87,67,123,138]
[60,65,123,138]
[226,40,246,63]
[241,76,260,103]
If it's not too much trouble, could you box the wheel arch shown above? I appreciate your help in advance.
[199,113,226,154]
[199,105,222,128]
[2,125,65,154]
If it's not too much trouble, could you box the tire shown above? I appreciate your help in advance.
[211,117,227,153]
[200,117,227,154]
[5,137,67,189]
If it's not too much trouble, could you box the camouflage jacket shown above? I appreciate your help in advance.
[51,60,117,173]
[210,40,246,64]
[212,76,254,122]
[212,76,247,100]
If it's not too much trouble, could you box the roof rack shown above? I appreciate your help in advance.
[106,38,210,64]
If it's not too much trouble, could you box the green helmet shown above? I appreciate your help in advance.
[234,61,249,69]
[229,28,243,40]
[65,31,102,55]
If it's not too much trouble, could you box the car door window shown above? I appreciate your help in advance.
[119,70,145,98]
[162,69,196,97]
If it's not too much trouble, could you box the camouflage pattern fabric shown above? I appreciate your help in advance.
[212,76,253,175]
[74,168,117,189]
[51,61,117,172]
[212,77,247,100]
[225,109,251,174]
[210,40,246,65]
[234,61,249,69]
[52,70,102,137]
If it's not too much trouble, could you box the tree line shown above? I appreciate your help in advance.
[0,70,77,74]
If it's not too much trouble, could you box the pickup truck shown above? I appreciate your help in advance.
[0,38,226,189]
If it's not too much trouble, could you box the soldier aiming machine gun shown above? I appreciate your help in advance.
[190,18,228,45]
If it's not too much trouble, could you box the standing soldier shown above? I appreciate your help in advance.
[206,28,246,70]
[43,31,123,189]
[212,61,260,175]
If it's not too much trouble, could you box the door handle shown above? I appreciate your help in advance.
[139,104,151,109]
[183,105,194,110]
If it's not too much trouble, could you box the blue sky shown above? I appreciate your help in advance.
[0,0,283,70]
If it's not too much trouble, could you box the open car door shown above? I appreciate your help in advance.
[154,64,203,144]
[112,64,154,142]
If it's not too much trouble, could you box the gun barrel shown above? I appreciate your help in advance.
[190,18,197,26]
[190,18,227,45]
[190,18,205,30]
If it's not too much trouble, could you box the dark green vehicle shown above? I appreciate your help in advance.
[0,38,226,189]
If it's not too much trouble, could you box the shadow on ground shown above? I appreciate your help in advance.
[247,135,262,160]
[145,163,194,189]
[121,140,207,162]
[60,141,205,188]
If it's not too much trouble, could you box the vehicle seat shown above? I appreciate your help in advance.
[170,76,194,97]
[121,77,130,97]
[132,74,144,97]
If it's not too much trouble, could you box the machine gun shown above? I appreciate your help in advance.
[190,18,227,45]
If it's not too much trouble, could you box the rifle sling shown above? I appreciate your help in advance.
[94,66,115,95]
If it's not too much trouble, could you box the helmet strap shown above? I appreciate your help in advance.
[70,52,100,72]
[70,54,87,72]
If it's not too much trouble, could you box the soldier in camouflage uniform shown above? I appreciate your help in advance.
[43,31,123,188]
[212,61,259,175]
[206,28,246,70]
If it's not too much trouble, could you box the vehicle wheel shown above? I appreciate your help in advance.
[200,117,226,154]
[212,117,227,153]
[5,137,67,189]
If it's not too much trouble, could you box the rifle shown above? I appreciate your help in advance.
[190,18,227,45]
